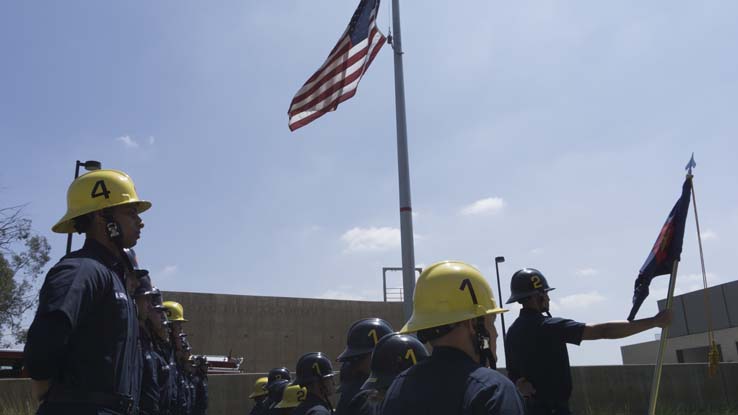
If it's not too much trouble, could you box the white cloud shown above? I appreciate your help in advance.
[116,135,139,148]
[700,229,717,241]
[160,265,178,277]
[558,291,606,308]
[148,136,156,145]
[341,227,400,253]
[576,268,599,277]
[460,197,505,216]
[530,248,544,255]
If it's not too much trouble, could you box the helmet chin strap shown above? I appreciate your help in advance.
[473,317,496,369]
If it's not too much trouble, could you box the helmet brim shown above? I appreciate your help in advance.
[505,287,555,304]
[399,306,508,334]
[52,200,152,234]
[291,372,334,387]
[337,347,372,362]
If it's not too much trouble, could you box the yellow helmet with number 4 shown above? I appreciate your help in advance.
[52,169,151,234]
[400,260,507,334]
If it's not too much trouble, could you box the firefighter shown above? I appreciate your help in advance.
[346,333,429,415]
[175,333,195,414]
[504,268,672,415]
[292,352,336,415]
[249,377,269,415]
[274,384,308,415]
[265,380,290,415]
[151,291,178,414]
[381,260,525,415]
[163,301,188,336]
[24,169,150,414]
[135,271,170,415]
[263,367,292,412]
[336,319,393,415]
[189,355,209,415]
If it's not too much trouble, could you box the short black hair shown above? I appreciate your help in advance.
[72,213,94,234]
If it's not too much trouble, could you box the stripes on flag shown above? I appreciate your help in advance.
[288,0,386,131]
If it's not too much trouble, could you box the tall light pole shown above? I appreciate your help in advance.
[494,256,507,345]
[65,160,102,254]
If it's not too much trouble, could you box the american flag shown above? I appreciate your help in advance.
[288,0,386,131]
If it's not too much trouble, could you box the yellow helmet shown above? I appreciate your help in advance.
[249,377,268,399]
[163,301,188,322]
[400,261,507,334]
[275,384,307,409]
[52,169,151,234]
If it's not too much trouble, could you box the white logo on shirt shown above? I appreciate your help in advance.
[115,292,128,301]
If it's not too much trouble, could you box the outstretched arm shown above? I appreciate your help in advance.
[582,309,671,340]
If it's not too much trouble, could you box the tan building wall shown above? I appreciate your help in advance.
[621,326,738,364]
[161,291,405,373]
[4,364,737,414]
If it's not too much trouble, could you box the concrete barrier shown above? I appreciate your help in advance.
[3,363,735,414]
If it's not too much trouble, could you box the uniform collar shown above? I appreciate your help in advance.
[520,308,545,318]
[431,346,478,364]
[79,238,125,272]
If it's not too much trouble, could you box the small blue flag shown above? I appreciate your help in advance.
[627,177,692,321]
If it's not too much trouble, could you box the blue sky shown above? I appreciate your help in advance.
[2,1,737,366]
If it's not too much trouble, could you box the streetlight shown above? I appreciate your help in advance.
[65,160,102,254]
[494,256,507,352]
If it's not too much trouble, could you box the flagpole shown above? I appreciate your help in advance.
[390,0,417,320]
[647,258,680,415]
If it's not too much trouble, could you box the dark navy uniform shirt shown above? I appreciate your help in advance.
[505,309,585,409]
[346,389,383,415]
[292,393,333,415]
[249,397,268,415]
[382,346,525,415]
[140,328,168,415]
[337,377,367,415]
[24,239,141,407]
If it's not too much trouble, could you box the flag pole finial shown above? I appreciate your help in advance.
[685,153,697,176]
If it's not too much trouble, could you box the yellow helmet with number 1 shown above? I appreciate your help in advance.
[400,260,507,334]
[163,301,188,322]
[52,169,151,234]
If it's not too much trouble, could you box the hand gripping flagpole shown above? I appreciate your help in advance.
[390,0,417,320]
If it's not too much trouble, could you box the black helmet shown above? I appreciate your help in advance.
[361,333,428,391]
[293,352,334,386]
[267,379,289,402]
[267,367,291,390]
[134,274,159,298]
[337,318,394,362]
[506,268,555,304]
[124,248,149,279]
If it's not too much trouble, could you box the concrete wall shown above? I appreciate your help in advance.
[3,364,736,415]
[161,292,406,373]
[621,326,738,364]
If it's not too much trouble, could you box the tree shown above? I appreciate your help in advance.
[0,205,51,347]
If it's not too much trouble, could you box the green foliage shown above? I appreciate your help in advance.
[0,206,51,347]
